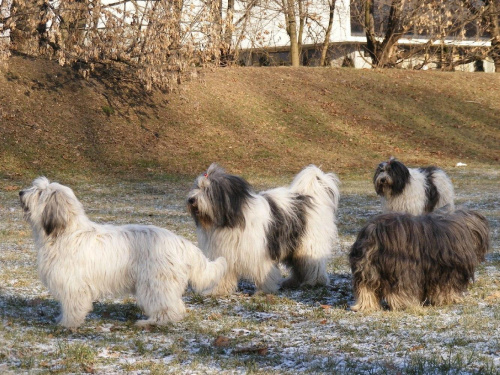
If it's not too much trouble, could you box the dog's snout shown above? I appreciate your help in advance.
[380,177,386,184]
[19,191,25,197]
[188,197,196,205]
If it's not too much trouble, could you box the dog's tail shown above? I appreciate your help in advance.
[289,165,340,212]
[184,242,228,293]
[452,209,490,263]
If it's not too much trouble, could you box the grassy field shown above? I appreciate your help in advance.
[0,167,498,374]
[0,55,499,373]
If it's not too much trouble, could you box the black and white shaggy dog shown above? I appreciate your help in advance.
[187,164,340,295]
[20,177,227,328]
[373,157,454,215]
[349,209,490,311]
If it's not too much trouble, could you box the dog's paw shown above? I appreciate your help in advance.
[135,319,155,329]
[280,276,300,289]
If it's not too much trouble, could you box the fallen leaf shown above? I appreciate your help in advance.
[82,364,95,373]
[485,291,500,301]
[3,185,20,191]
[320,304,331,310]
[213,336,230,347]
[208,313,222,320]
[265,295,275,304]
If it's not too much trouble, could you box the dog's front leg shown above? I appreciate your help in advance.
[57,292,93,328]
[351,285,381,312]
[255,263,282,294]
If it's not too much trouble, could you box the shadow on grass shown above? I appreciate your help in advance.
[232,271,354,312]
[0,293,144,329]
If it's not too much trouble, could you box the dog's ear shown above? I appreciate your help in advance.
[388,159,410,195]
[42,191,69,236]
[206,163,225,177]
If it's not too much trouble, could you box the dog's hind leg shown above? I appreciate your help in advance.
[385,292,419,310]
[427,285,463,306]
[136,272,189,325]
[137,299,187,327]
[282,256,329,289]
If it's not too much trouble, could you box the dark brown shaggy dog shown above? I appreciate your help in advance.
[349,209,489,311]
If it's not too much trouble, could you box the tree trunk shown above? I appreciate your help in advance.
[284,0,300,66]
[364,0,379,65]
[363,0,406,68]
[378,0,404,67]
[297,0,305,61]
[222,0,235,64]
[320,0,336,66]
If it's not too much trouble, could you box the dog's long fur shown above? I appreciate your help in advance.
[20,177,227,328]
[187,164,340,295]
[373,157,454,215]
[349,209,490,311]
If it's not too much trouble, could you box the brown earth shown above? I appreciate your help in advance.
[1,54,499,182]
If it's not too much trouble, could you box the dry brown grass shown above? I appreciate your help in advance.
[0,54,499,183]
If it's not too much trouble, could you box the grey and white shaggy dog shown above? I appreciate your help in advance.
[349,209,490,311]
[187,164,340,295]
[20,177,227,328]
[373,157,454,215]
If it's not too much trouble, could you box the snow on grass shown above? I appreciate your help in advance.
[0,169,498,374]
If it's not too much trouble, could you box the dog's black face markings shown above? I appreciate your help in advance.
[373,162,387,195]
[419,167,440,213]
[19,190,29,213]
[386,160,410,196]
[210,173,253,228]
[263,194,312,262]
[187,193,204,227]
[188,166,254,229]
[374,159,410,196]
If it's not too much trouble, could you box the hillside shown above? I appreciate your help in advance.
[1,54,499,181]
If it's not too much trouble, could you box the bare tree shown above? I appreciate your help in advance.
[319,0,336,66]
[461,0,499,72]
[356,0,434,67]
[282,0,300,66]
[351,0,496,70]
[0,0,224,89]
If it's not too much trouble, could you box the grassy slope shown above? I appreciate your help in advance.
[1,54,499,183]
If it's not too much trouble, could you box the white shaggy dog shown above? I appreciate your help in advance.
[187,164,340,295]
[19,177,227,328]
[373,157,454,215]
